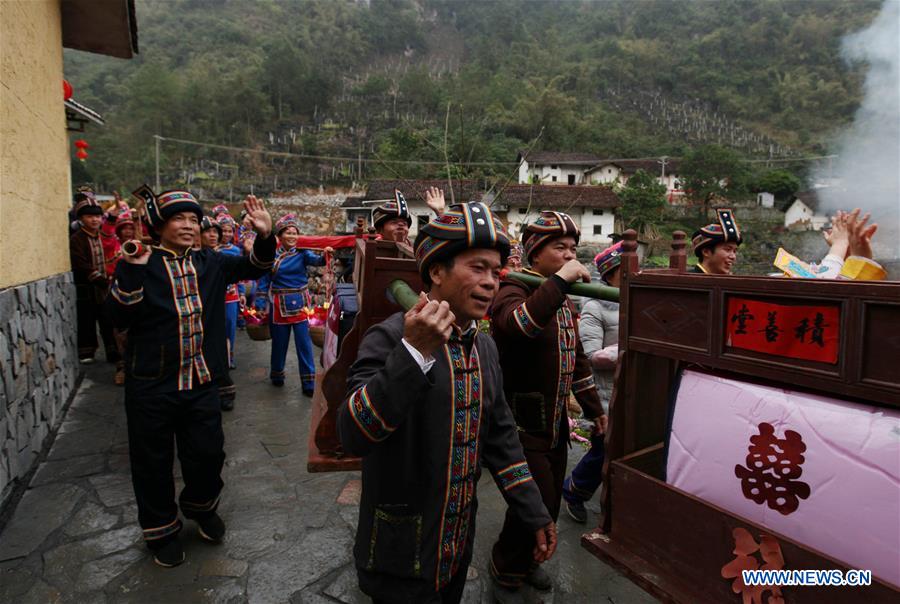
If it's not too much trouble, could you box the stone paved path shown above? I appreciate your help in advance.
[0,332,657,603]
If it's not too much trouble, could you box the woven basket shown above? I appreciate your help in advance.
[309,324,325,348]
[246,323,271,341]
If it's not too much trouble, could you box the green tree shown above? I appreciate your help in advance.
[755,169,801,201]
[681,145,748,215]
[617,169,666,239]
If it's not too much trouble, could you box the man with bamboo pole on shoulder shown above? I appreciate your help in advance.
[489,211,607,600]
[338,202,556,604]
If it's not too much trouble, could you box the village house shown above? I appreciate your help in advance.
[517,151,684,199]
[781,190,829,231]
[487,184,621,245]
[585,158,684,197]
[516,151,601,186]
[341,179,622,245]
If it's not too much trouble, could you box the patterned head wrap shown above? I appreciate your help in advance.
[594,241,623,280]
[275,213,300,236]
[74,197,102,217]
[131,185,203,231]
[413,202,510,285]
[692,208,742,257]
[522,211,580,261]
[200,216,222,235]
[73,186,102,217]
[114,209,135,235]
[216,214,235,228]
[373,189,412,229]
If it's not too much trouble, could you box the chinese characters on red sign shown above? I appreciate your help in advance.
[725,298,840,364]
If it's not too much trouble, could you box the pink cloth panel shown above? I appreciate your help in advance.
[666,370,900,588]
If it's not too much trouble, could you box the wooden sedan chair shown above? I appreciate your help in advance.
[582,230,900,603]
[307,227,420,473]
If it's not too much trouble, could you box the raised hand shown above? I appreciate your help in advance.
[243,195,272,239]
[424,186,446,216]
[846,208,878,259]
[823,210,850,258]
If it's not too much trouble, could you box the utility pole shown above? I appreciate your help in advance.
[154,135,161,190]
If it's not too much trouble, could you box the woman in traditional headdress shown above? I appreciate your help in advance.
[213,207,243,368]
[255,214,332,395]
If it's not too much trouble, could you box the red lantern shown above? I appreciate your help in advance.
[63,80,73,100]
[76,149,88,162]
[74,139,89,149]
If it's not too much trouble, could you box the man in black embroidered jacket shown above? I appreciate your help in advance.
[338,202,556,604]
[106,188,275,567]
[70,188,118,364]
[489,211,606,596]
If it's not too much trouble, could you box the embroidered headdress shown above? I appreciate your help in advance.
[74,186,102,217]
[131,184,203,232]
[372,189,412,229]
[522,211,580,261]
[114,209,135,236]
[593,241,623,280]
[275,213,301,236]
[200,215,222,235]
[413,202,510,285]
[692,208,742,258]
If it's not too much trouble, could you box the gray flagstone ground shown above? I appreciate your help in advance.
[0,332,657,603]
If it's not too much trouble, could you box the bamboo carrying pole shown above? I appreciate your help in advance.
[387,273,620,311]
[502,271,620,302]
[387,280,422,311]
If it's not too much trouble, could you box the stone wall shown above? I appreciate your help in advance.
[0,273,79,507]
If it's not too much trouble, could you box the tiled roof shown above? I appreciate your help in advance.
[588,158,682,175]
[492,184,620,209]
[518,151,603,165]
[362,179,483,203]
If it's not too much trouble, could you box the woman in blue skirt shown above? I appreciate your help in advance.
[256,214,332,395]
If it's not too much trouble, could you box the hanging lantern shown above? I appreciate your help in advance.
[63,79,73,101]
[74,139,89,149]
[75,149,88,162]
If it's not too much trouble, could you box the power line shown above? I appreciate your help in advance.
[153,134,839,174]
[153,135,518,167]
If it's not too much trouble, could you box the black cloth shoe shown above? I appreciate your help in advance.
[565,499,588,524]
[197,513,226,543]
[220,396,234,411]
[302,387,314,397]
[525,565,553,591]
[153,539,185,567]
[271,378,284,387]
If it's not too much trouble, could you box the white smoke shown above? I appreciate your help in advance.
[815,0,900,262]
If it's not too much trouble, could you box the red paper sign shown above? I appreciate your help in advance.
[725,298,840,364]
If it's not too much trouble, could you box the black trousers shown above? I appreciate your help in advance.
[125,384,225,549]
[367,547,472,604]
[490,441,567,587]
[76,285,118,362]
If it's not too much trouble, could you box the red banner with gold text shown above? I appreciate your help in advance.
[725,298,840,364]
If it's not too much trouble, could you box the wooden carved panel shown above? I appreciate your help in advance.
[629,286,712,354]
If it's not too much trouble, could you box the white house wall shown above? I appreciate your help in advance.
[587,165,621,185]
[784,200,828,231]
[521,164,592,185]
[505,206,614,245]
[578,209,616,244]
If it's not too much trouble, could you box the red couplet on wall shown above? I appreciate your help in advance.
[725,297,840,364]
